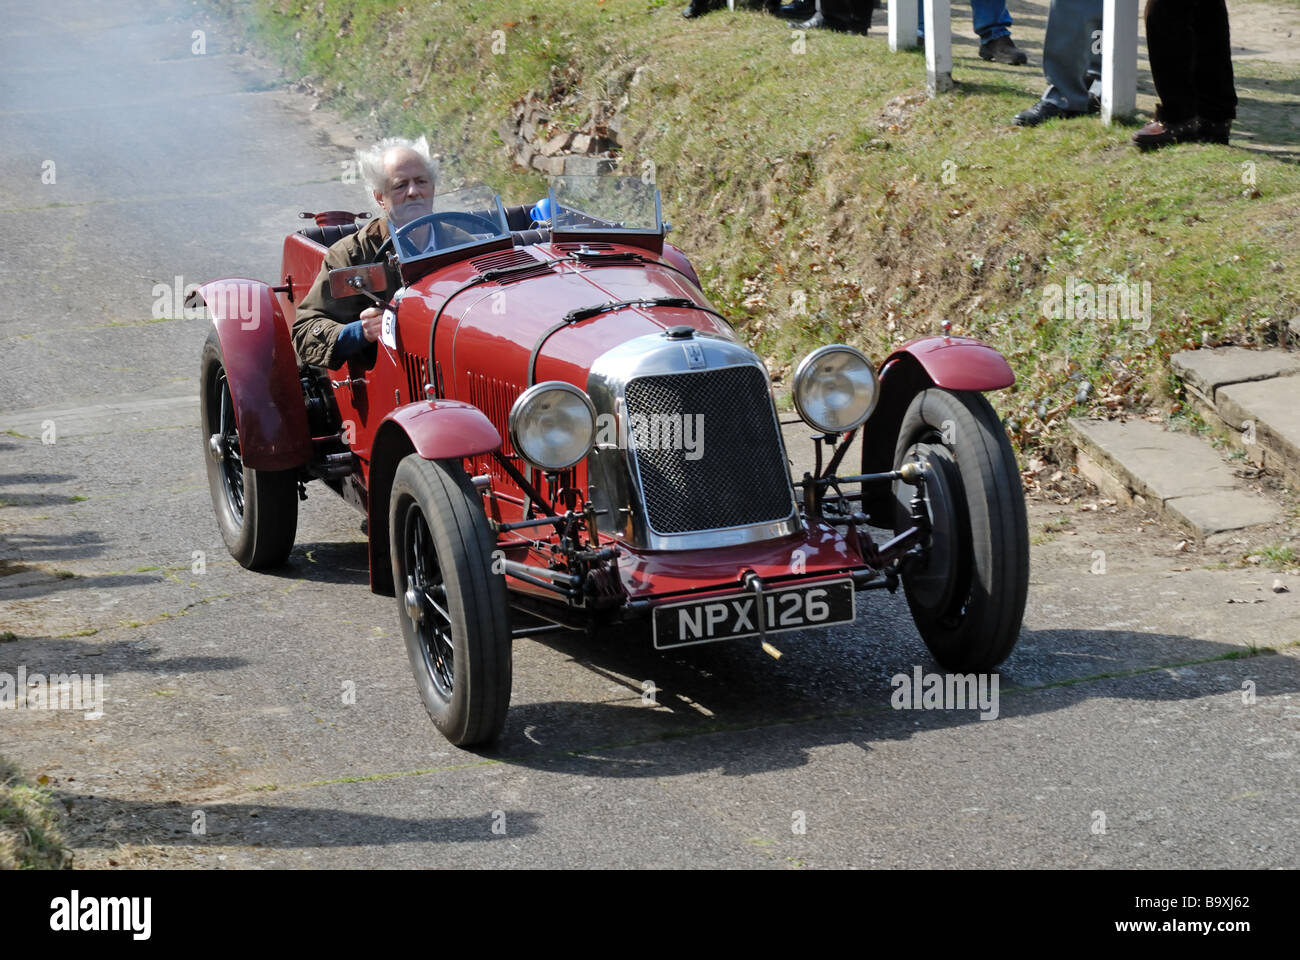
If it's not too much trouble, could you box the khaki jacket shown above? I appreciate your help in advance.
[291,217,398,369]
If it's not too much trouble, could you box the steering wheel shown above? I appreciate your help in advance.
[423,211,503,236]
[396,211,503,258]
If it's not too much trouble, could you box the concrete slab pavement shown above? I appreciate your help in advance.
[1171,347,1300,488]
[1070,418,1278,538]
[1169,347,1300,407]
[1216,375,1300,484]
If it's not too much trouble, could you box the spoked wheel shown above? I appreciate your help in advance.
[390,454,511,747]
[405,512,456,698]
[891,388,1028,672]
[200,329,299,569]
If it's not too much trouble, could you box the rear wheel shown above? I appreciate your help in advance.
[389,455,512,747]
[891,388,1028,671]
[200,330,298,569]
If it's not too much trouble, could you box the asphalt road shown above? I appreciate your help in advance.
[1,0,1297,870]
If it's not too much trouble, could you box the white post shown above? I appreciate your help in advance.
[923,0,952,95]
[1101,0,1138,123]
[890,0,919,51]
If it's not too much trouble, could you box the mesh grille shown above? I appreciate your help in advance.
[624,365,794,534]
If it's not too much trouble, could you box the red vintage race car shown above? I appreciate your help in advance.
[196,176,1028,747]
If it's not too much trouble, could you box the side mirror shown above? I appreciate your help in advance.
[328,263,388,299]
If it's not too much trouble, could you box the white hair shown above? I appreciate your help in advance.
[356,135,438,205]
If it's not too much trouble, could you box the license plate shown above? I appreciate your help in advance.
[652,579,855,650]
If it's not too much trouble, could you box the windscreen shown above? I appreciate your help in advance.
[392,184,510,261]
[547,176,662,236]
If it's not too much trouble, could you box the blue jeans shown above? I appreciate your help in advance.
[918,1,1013,42]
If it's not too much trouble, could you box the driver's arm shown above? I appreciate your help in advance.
[292,233,388,369]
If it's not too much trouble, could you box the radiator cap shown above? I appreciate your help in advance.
[664,325,695,340]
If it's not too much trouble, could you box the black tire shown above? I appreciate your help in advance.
[891,388,1028,671]
[389,455,512,747]
[200,329,299,569]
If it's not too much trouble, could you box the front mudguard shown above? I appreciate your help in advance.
[197,279,311,471]
[858,336,1015,524]
[366,400,502,596]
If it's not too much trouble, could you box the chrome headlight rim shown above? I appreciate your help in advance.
[792,344,879,434]
[507,381,598,472]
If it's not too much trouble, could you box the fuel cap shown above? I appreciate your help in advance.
[664,325,695,340]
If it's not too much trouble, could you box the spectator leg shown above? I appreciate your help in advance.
[971,0,1012,42]
[1191,0,1237,122]
[1144,0,1199,123]
[1041,0,1104,111]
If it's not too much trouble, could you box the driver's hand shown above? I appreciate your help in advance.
[359,306,383,342]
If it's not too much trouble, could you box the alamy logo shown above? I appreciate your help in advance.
[50,891,151,940]
[0,667,103,719]
[890,667,1000,720]
[594,412,705,461]
[1041,278,1151,329]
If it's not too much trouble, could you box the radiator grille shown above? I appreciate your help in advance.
[466,373,523,492]
[623,365,794,534]
[403,355,428,404]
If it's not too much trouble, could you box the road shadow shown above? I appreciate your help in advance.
[53,795,540,851]
[261,539,372,587]
[0,471,82,510]
[0,635,251,675]
[482,625,1295,778]
[0,564,152,607]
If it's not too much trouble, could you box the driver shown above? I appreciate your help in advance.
[291,136,436,369]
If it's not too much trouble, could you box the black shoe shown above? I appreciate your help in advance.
[777,0,815,18]
[1013,99,1085,126]
[682,0,710,18]
[979,36,1028,65]
[1195,118,1231,144]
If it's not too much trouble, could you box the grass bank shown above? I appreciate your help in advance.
[212,0,1300,464]
[0,757,71,869]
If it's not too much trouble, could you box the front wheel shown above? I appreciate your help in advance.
[389,455,512,747]
[200,330,299,569]
[892,388,1028,672]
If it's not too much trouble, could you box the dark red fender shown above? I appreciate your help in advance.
[380,400,502,460]
[365,400,502,596]
[883,335,1015,391]
[858,335,1016,517]
[200,279,311,471]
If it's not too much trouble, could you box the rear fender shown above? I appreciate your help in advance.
[858,336,1014,522]
[365,401,502,596]
[198,279,311,470]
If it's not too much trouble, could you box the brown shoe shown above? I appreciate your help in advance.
[1131,117,1198,151]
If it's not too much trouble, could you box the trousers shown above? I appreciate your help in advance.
[1145,0,1237,123]
[918,1,1013,42]
[1040,0,1103,112]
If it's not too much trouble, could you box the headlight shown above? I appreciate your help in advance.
[792,345,879,433]
[508,382,597,471]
